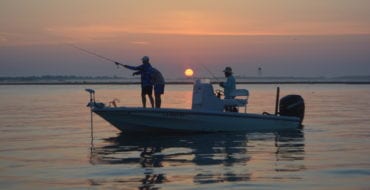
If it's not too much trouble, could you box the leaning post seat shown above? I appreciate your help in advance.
[223,89,249,113]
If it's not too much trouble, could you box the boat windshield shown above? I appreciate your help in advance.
[200,79,211,84]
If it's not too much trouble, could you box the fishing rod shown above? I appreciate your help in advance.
[199,63,220,83]
[68,44,124,67]
[70,44,220,81]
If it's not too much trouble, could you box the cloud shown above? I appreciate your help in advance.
[4,18,370,47]
[0,37,7,44]
[130,41,149,45]
[0,32,50,47]
[45,25,130,42]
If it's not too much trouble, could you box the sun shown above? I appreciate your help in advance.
[184,68,194,77]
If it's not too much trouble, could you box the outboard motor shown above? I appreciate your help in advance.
[279,95,305,123]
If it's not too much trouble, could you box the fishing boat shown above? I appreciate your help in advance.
[86,79,305,133]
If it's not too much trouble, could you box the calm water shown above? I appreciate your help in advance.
[0,84,369,190]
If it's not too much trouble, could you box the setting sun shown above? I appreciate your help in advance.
[184,68,194,77]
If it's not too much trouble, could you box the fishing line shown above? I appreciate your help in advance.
[198,63,220,83]
[68,44,119,64]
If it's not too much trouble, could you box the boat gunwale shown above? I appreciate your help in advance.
[93,106,300,123]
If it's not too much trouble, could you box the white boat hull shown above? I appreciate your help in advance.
[93,107,301,133]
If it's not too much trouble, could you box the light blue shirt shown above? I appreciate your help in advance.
[222,75,236,99]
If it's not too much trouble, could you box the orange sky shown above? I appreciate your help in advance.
[1,0,370,46]
[0,0,370,77]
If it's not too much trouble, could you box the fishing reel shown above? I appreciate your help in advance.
[115,62,121,69]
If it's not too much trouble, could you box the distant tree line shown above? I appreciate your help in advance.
[0,75,369,83]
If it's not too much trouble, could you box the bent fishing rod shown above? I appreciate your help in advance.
[68,44,125,67]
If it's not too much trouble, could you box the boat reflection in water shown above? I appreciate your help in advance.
[88,131,305,189]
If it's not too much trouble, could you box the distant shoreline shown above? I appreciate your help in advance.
[2,75,370,85]
[1,81,370,85]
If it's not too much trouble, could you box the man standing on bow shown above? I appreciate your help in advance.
[132,66,165,108]
[116,56,154,108]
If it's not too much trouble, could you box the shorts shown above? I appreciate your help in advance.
[141,85,153,96]
[154,84,165,95]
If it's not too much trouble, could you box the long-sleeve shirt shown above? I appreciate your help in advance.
[222,75,236,99]
[124,63,153,87]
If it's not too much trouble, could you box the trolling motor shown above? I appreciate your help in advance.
[85,88,105,109]
[85,88,96,107]
[85,88,96,141]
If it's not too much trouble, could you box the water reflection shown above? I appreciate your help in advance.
[89,131,304,189]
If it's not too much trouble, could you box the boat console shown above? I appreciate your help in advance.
[191,79,249,113]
